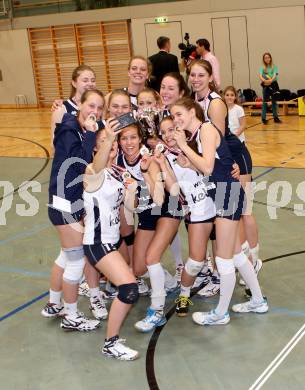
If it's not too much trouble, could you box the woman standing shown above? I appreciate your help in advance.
[171,97,268,325]
[83,124,139,360]
[259,52,281,124]
[223,86,262,282]
[41,90,104,331]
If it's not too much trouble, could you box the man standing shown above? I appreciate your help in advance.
[149,36,180,92]
[196,38,221,90]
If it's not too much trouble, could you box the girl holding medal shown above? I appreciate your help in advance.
[158,116,216,316]
[137,86,185,283]
[171,97,268,326]
[42,90,104,331]
[83,123,139,361]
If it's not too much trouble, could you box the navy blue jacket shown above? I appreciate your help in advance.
[49,113,96,205]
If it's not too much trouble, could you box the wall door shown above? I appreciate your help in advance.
[144,21,183,61]
[211,16,250,90]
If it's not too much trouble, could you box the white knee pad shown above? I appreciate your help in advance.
[215,256,235,275]
[63,246,85,284]
[54,250,67,269]
[184,258,204,277]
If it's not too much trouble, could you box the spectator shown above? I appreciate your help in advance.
[149,36,180,92]
[259,52,281,124]
[196,38,221,89]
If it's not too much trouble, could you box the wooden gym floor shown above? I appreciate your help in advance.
[0,108,305,390]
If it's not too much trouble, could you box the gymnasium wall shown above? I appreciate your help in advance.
[0,29,36,105]
[132,5,305,94]
[0,0,304,105]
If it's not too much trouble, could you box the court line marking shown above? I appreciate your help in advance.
[248,323,305,390]
[0,266,49,278]
[0,134,50,201]
[0,291,48,322]
[145,249,305,390]
[0,223,50,246]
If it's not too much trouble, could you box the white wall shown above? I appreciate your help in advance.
[132,5,305,94]
[0,29,37,104]
[0,1,304,103]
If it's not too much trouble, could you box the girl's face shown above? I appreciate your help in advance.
[119,127,141,157]
[95,130,118,159]
[80,93,104,122]
[189,64,212,93]
[137,91,157,109]
[263,54,271,65]
[108,94,131,117]
[72,70,96,96]
[171,105,194,131]
[160,76,183,107]
[128,59,149,86]
[160,119,177,148]
[224,90,236,106]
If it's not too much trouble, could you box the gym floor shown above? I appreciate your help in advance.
[0,109,305,390]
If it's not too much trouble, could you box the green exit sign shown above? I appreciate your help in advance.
[154,16,168,23]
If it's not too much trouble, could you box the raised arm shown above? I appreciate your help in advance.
[174,123,218,176]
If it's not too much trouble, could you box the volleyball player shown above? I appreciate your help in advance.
[223,86,262,290]
[171,97,268,325]
[82,123,139,360]
[159,116,216,316]
[42,89,105,331]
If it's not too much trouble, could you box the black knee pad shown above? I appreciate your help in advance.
[117,283,139,304]
[209,224,216,241]
[122,232,135,246]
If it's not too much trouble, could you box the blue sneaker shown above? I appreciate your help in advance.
[192,309,230,326]
[134,308,167,333]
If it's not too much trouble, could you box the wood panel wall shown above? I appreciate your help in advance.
[28,20,131,106]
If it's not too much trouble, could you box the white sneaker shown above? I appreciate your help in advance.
[102,336,139,361]
[192,310,230,326]
[134,307,167,333]
[192,270,211,289]
[41,302,64,318]
[78,281,90,297]
[103,281,118,299]
[136,277,150,296]
[90,296,108,320]
[60,312,100,331]
[174,263,184,283]
[197,275,220,297]
[232,298,268,313]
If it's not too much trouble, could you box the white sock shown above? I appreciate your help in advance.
[234,252,263,303]
[241,241,250,258]
[249,244,259,266]
[64,302,78,316]
[164,268,175,284]
[89,287,100,300]
[49,289,62,305]
[147,263,166,311]
[214,257,236,316]
[180,284,191,298]
[170,233,183,267]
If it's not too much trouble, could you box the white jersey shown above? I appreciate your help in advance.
[116,153,156,212]
[228,104,246,143]
[83,169,125,245]
[166,152,216,222]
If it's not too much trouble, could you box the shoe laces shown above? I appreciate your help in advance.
[91,297,106,309]
[175,296,193,308]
